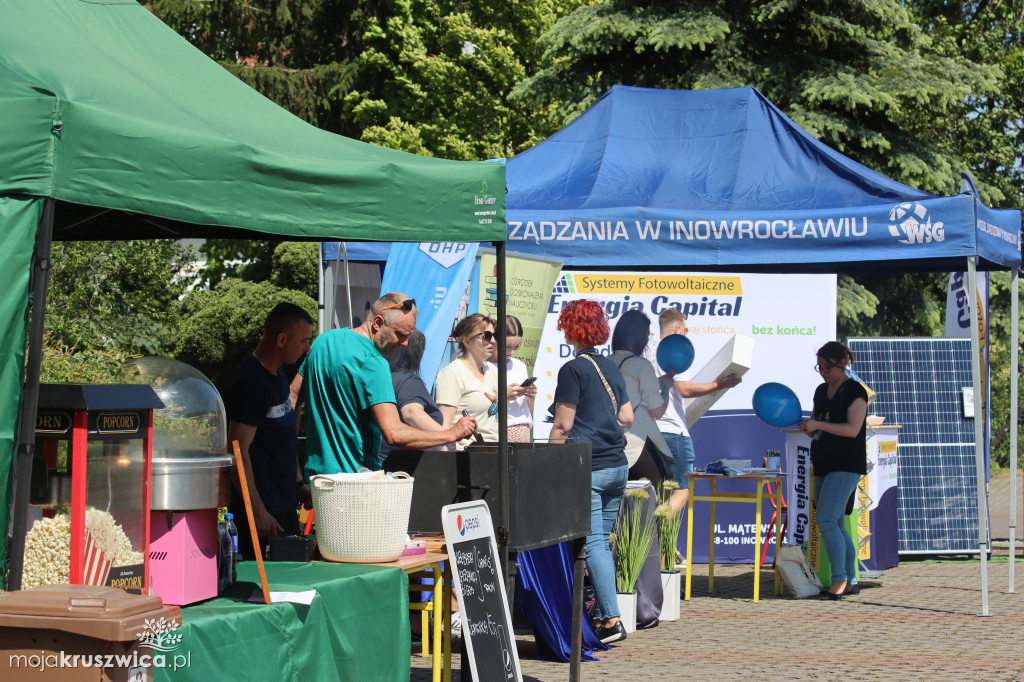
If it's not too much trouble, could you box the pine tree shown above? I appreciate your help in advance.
[512,0,1005,198]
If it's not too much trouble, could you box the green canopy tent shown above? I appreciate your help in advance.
[0,0,506,586]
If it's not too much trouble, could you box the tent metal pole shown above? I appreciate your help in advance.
[6,197,55,591]
[342,243,353,329]
[495,240,509,571]
[967,256,991,615]
[317,243,326,332]
[1009,267,1019,592]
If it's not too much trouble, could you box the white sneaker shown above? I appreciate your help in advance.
[449,612,462,638]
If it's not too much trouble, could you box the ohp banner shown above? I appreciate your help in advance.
[380,242,479,389]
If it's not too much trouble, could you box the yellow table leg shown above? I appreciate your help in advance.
[773,478,783,596]
[431,563,442,682]
[754,480,763,602]
[442,563,452,682]
[684,476,695,600]
[708,478,716,593]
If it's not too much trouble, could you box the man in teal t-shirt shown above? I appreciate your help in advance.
[291,293,477,476]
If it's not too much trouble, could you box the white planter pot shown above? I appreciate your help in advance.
[615,592,637,634]
[660,571,681,621]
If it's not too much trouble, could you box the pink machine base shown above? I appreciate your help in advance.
[149,508,218,606]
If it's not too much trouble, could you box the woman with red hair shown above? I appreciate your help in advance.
[549,299,634,644]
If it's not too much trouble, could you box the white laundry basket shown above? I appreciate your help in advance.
[310,471,414,563]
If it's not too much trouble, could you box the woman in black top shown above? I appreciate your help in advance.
[549,299,634,644]
[798,341,867,599]
[379,329,449,461]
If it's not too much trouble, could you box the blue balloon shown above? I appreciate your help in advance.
[752,382,803,427]
[656,334,695,374]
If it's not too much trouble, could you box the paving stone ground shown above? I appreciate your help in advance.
[411,472,1024,681]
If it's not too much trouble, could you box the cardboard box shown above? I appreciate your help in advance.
[684,334,753,429]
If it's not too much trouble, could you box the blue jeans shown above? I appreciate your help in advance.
[814,472,861,583]
[587,464,628,620]
[664,433,696,483]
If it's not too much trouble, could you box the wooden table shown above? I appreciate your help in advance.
[683,472,784,602]
[370,545,452,682]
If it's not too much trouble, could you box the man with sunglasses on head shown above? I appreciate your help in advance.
[291,292,477,477]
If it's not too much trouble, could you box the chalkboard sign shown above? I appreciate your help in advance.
[442,501,522,682]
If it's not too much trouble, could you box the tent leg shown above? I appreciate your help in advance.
[967,256,991,616]
[6,197,55,592]
[342,243,353,330]
[1009,268,1019,593]
[495,240,510,585]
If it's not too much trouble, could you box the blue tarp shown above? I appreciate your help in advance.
[505,86,1021,272]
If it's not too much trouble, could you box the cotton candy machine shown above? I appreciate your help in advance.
[118,357,232,511]
[117,357,232,605]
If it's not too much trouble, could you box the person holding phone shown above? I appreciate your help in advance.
[435,313,500,445]
[489,315,537,443]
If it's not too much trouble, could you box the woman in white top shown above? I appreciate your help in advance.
[489,315,537,442]
[435,313,500,444]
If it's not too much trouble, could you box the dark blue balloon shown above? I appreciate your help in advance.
[752,382,803,427]
[656,334,695,374]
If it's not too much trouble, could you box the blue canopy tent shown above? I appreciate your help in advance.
[506,85,1021,614]
[506,86,1019,274]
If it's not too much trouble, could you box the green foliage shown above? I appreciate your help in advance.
[513,0,1007,199]
[151,0,560,159]
[612,487,656,593]
[271,242,319,301]
[45,240,194,357]
[175,279,317,385]
[836,275,879,333]
[984,272,1024,470]
[654,477,682,572]
[838,273,946,340]
[40,334,139,384]
[195,240,277,289]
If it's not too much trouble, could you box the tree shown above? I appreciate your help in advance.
[909,0,1024,210]
[512,0,1005,199]
[985,271,1024,469]
[174,243,319,385]
[44,240,194,358]
[151,0,559,159]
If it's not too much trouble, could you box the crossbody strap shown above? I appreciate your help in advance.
[579,353,617,414]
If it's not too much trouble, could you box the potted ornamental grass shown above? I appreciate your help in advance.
[655,480,683,620]
[611,487,657,633]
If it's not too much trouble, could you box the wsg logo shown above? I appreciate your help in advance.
[888,202,945,244]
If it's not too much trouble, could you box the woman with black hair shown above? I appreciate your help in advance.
[379,328,449,461]
[798,341,868,599]
[610,310,671,484]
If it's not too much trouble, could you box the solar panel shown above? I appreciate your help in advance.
[847,337,984,555]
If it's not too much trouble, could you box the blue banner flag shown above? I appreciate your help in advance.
[380,242,479,390]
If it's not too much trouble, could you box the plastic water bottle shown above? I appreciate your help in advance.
[217,520,233,593]
[225,513,239,582]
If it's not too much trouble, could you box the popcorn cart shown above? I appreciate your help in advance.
[27,384,163,594]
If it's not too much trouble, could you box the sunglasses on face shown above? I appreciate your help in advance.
[477,331,494,342]
[378,298,415,314]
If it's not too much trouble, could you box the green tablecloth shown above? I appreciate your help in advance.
[154,561,410,682]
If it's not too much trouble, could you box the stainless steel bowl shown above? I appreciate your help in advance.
[150,452,234,511]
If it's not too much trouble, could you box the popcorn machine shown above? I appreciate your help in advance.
[28,384,163,594]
